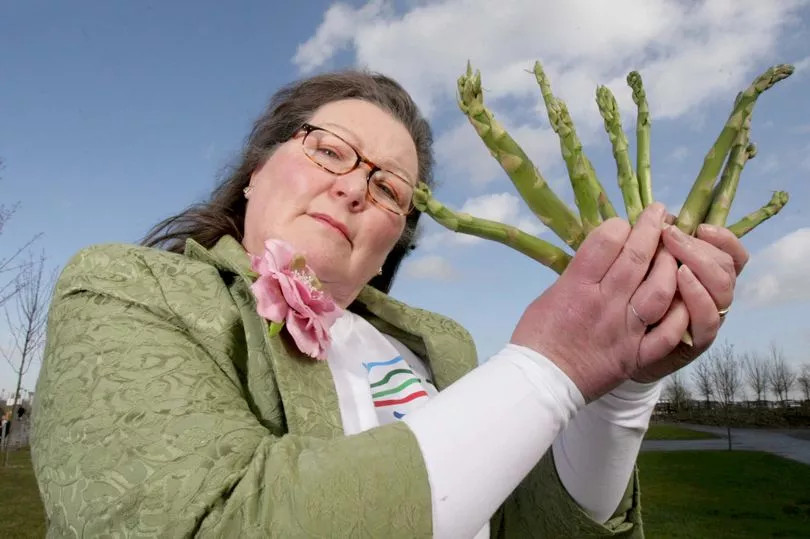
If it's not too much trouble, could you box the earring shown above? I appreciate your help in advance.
[243,186,253,198]
[377,267,383,276]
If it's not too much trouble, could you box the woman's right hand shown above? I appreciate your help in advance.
[510,203,685,401]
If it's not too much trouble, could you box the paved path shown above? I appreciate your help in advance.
[641,423,810,466]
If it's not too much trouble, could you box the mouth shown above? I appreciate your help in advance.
[309,213,352,245]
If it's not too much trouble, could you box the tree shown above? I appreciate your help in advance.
[711,341,742,450]
[664,371,691,412]
[743,351,769,405]
[0,158,41,308]
[798,364,810,402]
[1,253,53,463]
[766,342,796,403]
[691,353,714,408]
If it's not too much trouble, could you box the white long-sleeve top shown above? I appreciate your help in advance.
[327,310,659,538]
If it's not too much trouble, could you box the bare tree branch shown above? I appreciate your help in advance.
[664,371,691,412]
[709,341,742,450]
[691,353,715,408]
[2,252,56,463]
[1,157,43,309]
[797,364,810,402]
[743,351,769,404]
[766,341,796,403]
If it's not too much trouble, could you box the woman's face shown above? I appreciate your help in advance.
[242,98,419,307]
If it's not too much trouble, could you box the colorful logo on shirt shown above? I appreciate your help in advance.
[364,356,429,411]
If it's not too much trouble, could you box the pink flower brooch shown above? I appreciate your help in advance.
[249,239,341,360]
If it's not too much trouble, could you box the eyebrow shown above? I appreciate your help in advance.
[319,121,415,184]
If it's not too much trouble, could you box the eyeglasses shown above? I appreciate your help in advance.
[297,123,415,215]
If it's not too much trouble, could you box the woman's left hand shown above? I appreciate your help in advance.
[632,223,749,383]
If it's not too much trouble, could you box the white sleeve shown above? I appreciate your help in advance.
[403,343,584,539]
[552,377,661,523]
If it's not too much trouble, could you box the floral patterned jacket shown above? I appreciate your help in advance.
[32,235,643,538]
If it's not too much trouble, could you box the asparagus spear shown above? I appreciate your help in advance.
[704,111,754,227]
[596,85,643,224]
[413,182,572,274]
[457,63,585,249]
[677,64,794,235]
[534,62,617,222]
[727,191,789,238]
[547,99,602,232]
[627,71,653,208]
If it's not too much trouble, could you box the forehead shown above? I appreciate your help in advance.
[307,99,419,183]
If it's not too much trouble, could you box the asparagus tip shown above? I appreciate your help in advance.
[412,182,431,212]
[626,71,646,105]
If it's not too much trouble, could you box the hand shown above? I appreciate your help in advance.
[511,203,680,401]
[631,223,749,382]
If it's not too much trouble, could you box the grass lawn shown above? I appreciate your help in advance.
[0,450,46,539]
[2,448,810,537]
[645,423,720,440]
[639,451,810,538]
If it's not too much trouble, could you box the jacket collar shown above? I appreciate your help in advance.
[185,236,476,438]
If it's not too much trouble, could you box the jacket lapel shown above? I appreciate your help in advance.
[185,236,477,442]
[186,237,343,439]
[354,286,477,391]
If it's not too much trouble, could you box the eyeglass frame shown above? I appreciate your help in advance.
[295,123,416,216]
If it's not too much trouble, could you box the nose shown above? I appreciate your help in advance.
[329,166,369,211]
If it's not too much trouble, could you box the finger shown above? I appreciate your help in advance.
[696,224,749,275]
[564,218,630,285]
[677,264,722,351]
[602,203,667,294]
[662,225,735,310]
[637,298,691,374]
[628,247,678,328]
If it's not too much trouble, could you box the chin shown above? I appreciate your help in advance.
[301,247,348,281]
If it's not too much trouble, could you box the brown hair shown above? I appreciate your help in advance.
[142,70,434,294]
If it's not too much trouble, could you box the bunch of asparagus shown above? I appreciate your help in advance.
[413,61,793,276]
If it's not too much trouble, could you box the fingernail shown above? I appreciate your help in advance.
[667,225,687,243]
[665,213,676,225]
[698,223,717,235]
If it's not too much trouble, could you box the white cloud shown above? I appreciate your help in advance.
[740,228,810,306]
[296,0,803,121]
[459,193,545,236]
[402,255,458,281]
[435,118,562,187]
[292,1,390,73]
[420,191,547,248]
[793,54,810,74]
[434,121,503,187]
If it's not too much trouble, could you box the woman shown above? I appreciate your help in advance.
[31,71,746,538]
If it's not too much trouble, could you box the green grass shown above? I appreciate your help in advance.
[645,423,719,440]
[2,448,810,538]
[0,450,46,539]
[639,451,810,538]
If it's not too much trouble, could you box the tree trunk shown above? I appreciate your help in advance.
[3,369,24,466]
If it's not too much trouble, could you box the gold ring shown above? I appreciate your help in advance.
[630,303,648,326]
[718,307,730,318]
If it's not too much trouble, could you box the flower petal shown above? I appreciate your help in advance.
[286,311,328,360]
[251,275,288,322]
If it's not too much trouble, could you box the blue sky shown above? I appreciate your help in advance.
[1,1,809,399]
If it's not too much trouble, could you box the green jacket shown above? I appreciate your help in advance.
[32,236,643,538]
